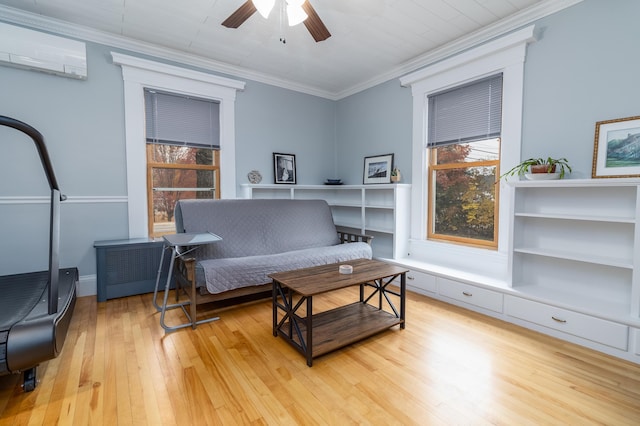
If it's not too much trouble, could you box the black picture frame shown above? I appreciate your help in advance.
[363,153,393,184]
[273,153,296,184]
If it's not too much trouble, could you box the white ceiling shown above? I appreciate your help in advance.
[0,0,581,99]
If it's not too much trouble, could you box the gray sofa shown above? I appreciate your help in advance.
[172,199,372,318]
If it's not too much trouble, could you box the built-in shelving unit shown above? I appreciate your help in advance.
[508,178,640,321]
[241,184,411,259]
[386,178,640,364]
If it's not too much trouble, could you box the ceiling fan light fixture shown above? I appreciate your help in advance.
[252,0,275,18]
[286,4,308,26]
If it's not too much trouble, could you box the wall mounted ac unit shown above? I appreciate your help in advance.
[0,22,87,79]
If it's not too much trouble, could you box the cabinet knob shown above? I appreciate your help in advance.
[551,316,567,323]
[462,291,473,297]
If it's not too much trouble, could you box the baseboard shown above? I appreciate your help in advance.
[77,274,97,297]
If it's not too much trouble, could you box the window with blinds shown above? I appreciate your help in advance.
[144,89,221,236]
[426,74,502,248]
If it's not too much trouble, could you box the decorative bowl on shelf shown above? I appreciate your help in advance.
[325,179,343,185]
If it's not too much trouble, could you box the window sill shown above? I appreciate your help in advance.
[395,238,509,285]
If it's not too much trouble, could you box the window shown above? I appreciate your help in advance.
[427,74,502,248]
[112,53,244,238]
[144,89,221,236]
[400,26,533,272]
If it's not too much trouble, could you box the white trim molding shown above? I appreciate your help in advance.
[76,274,97,298]
[112,52,245,238]
[0,195,128,204]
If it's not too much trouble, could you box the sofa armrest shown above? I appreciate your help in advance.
[336,227,374,245]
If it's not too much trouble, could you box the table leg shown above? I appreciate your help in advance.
[272,279,278,337]
[400,272,406,329]
[159,248,178,330]
[158,246,220,332]
[152,245,168,312]
[306,295,313,367]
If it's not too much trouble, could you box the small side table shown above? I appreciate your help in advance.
[152,232,222,332]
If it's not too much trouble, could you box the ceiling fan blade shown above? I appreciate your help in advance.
[302,1,331,42]
[222,1,257,29]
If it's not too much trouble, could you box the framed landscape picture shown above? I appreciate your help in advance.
[592,116,640,178]
[363,153,393,184]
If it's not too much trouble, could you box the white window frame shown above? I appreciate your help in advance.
[399,26,535,277]
[112,52,245,238]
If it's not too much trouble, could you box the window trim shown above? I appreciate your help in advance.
[112,52,245,238]
[399,25,534,268]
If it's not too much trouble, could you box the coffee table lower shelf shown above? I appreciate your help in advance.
[276,302,403,365]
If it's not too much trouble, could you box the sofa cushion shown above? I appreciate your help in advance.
[196,241,373,294]
[175,199,341,260]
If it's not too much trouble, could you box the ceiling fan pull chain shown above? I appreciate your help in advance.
[279,0,287,44]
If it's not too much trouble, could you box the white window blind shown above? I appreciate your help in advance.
[428,74,503,147]
[144,89,220,149]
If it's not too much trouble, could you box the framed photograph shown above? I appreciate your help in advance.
[273,153,296,184]
[592,116,640,178]
[363,153,394,184]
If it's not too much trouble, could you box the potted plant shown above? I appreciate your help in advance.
[501,157,572,180]
[390,167,401,182]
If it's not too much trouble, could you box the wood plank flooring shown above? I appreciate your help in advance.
[1,288,639,425]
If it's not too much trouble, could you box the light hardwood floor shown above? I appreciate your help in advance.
[1,288,639,425]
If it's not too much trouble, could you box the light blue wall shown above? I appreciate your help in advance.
[1,0,638,278]
[0,40,335,277]
[521,0,640,178]
[235,82,335,184]
[335,0,640,181]
[1,41,129,276]
[335,79,412,184]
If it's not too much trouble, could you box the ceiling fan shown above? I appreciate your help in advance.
[222,0,331,42]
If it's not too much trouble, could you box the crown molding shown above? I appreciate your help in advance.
[337,0,584,99]
[0,0,583,101]
[0,5,335,99]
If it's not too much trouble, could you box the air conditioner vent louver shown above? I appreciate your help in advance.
[0,22,87,79]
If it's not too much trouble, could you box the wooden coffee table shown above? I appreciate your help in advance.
[270,258,408,366]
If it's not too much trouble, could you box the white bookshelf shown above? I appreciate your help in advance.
[508,178,640,321]
[241,184,411,259]
[386,178,640,364]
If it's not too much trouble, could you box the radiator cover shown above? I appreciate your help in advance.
[94,238,170,302]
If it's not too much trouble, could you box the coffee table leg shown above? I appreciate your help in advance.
[306,295,313,367]
[400,272,406,329]
[272,279,278,337]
